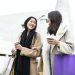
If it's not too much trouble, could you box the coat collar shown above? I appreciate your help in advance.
[56,22,67,40]
[51,23,68,53]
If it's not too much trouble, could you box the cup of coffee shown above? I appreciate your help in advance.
[46,34,54,42]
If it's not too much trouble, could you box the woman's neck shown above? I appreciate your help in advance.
[27,29,30,36]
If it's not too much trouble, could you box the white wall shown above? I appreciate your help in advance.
[69,0,75,44]
[0,0,57,15]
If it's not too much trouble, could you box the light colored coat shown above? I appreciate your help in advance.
[10,32,42,75]
[42,23,74,75]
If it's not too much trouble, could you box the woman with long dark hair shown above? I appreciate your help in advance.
[11,16,42,75]
[42,11,74,75]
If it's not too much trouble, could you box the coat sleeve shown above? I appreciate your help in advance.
[20,33,42,58]
[57,29,74,54]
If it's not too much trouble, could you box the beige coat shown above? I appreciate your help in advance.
[42,23,74,75]
[10,32,42,75]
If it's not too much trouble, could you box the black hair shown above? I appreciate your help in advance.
[22,16,37,31]
[48,11,62,35]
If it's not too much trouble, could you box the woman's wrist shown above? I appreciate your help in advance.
[56,41,60,46]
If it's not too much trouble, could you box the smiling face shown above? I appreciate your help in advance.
[27,18,37,30]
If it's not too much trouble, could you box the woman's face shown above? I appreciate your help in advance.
[48,18,51,26]
[27,18,36,30]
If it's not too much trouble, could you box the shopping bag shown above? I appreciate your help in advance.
[54,54,75,75]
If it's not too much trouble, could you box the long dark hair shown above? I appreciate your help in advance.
[48,11,62,35]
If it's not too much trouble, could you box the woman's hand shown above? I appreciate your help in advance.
[11,49,16,55]
[15,43,23,50]
[47,38,60,45]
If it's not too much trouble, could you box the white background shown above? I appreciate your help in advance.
[0,0,57,15]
